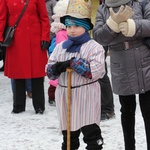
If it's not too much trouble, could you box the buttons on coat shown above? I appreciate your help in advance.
[141,89,144,92]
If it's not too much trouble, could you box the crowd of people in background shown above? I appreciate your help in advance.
[0,0,115,120]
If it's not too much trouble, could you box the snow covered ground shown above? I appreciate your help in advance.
[0,57,147,150]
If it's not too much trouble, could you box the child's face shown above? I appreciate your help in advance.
[66,26,86,37]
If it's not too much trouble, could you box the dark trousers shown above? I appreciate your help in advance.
[98,73,114,114]
[0,46,6,70]
[61,124,103,150]
[119,90,150,150]
[13,77,45,112]
[48,85,56,100]
[98,46,114,114]
[11,79,32,93]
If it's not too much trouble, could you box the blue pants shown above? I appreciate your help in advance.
[11,79,32,93]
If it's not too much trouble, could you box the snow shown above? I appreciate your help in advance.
[0,57,147,150]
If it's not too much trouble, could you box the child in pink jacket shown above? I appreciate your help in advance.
[48,0,68,106]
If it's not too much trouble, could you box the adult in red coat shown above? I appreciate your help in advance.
[0,0,50,114]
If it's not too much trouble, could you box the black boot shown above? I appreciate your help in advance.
[121,113,135,150]
[0,46,5,72]
[119,95,136,150]
[139,90,150,150]
[0,65,4,71]
[62,130,80,150]
[81,124,103,150]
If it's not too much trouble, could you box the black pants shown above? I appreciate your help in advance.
[0,46,6,70]
[13,77,45,112]
[98,73,114,114]
[99,46,114,114]
[48,85,56,100]
[61,124,103,150]
[119,90,150,150]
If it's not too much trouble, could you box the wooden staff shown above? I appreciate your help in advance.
[66,68,73,150]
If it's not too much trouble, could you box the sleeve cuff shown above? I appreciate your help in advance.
[106,16,120,33]
[126,19,136,37]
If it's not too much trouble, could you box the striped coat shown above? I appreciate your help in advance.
[46,39,105,131]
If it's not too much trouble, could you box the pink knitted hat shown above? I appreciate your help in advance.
[51,14,66,34]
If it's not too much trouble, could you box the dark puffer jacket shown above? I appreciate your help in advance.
[93,0,150,95]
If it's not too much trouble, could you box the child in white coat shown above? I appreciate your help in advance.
[46,0,105,149]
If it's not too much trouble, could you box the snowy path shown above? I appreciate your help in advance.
[0,57,147,150]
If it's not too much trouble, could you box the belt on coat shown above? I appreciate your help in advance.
[109,40,145,51]
[58,80,98,89]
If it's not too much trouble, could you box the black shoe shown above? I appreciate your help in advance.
[11,110,25,114]
[0,66,4,72]
[101,112,115,121]
[48,98,56,106]
[35,108,44,114]
[27,92,32,98]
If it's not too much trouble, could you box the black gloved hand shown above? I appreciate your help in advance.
[51,62,63,75]
[57,60,71,73]
[0,42,2,47]
[52,57,75,75]
[41,41,50,50]
[52,58,75,75]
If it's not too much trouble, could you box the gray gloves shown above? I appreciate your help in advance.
[118,19,136,37]
[110,5,134,24]
[106,5,136,37]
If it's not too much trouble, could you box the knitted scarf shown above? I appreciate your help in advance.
[62,31,91,53]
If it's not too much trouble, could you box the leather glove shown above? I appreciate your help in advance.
[51,57,75,75]
[56,60,71,74]
[51,62,62,76]
[41,41,50,50]
[119,19,136,37]
[51,60,71,75]
[109,5,134,24]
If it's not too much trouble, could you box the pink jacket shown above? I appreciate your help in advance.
[49,29,68,87]
[56,30,68,44]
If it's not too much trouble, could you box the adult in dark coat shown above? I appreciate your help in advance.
[0,0,50,114]
[98,46,115,121]
[97,0,115,121]
[93,0,150,149]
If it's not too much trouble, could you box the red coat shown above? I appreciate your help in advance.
[0,0,50,78]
